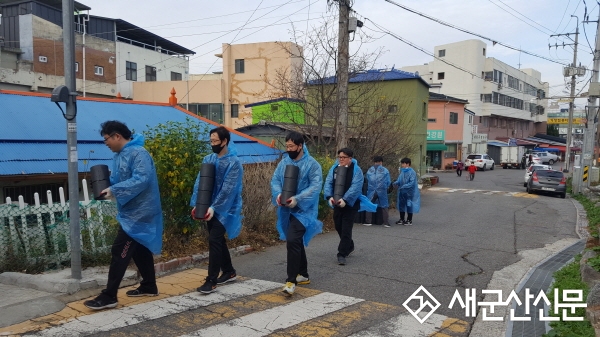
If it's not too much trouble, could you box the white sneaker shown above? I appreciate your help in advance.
[282,282,295,295]
[362,223,372,226]
[296,275,310,285]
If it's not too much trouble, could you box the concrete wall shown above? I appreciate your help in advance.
[132,41,302,128]
[116,42,190,98]
[428,100,467,167]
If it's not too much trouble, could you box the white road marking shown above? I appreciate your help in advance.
[179,292,364,337]
[28,279,281,337]
[348,312,448,337]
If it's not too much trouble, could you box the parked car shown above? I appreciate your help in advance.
[532,152,559,165]
[526,169,566,198]
[465,154,495,171]
[523,164,552,187]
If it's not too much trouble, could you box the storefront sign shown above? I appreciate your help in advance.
[427,130,445,141]
[473,133,488,143]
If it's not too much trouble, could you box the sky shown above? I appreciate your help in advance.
[81,0,598,105]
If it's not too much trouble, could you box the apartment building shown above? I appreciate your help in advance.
[402,39,549,155]
[0,0,194,98]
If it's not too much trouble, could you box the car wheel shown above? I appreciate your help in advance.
[549,159,554,165]
[560,193,566,199]
[503,165,507,169]
[527,185,532,194]
[523,182,527,187]
[491,163,494,170]
[482,164,486,171]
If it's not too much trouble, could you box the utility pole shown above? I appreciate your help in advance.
[551,16,579,173]
[584,9,600,190]
[336,0,350,150]
[63,0,81,279]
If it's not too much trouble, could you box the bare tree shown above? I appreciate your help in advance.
[264,16,419,163]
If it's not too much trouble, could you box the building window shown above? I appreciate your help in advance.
[438,72,445,80]
[145,66,156,81]
[235,59,245,74]
[231,104,239,118]
[94,66,104,76]
[271,104,279,112]
[468,115,473,124]
[483,116,489,127]
[126,61,137,81]
[427,118,436,123]
[171,72,182,81]
[449,112,458,124]
[422,102,427,120]
[388,105,397,113]
[438,49,445,57]
[483,48,486,56]
[75,62,79,72]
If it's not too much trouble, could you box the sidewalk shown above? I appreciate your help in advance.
[0,245,253,333]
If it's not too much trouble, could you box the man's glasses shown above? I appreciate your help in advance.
[103,133,116,143]
[338,156,350,160]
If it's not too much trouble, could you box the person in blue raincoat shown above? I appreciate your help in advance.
[271,131,322,296]
[190,126,243,294]
[364,156,391,227]
[324,148,377,266]
[393,157,421,226]
[84,121,163,311]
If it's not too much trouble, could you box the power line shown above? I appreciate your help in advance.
[381,0,569,66]
[486,0,553,36]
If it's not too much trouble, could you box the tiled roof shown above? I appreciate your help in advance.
[309,68,430,87]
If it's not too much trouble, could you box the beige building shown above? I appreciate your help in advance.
[133,41,302,128]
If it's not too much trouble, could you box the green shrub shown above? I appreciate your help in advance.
[143,119,210,234]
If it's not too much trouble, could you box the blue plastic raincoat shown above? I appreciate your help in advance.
[323,158,377,212]
[394,167,421,214]
[109,134,163,254]
[270,147,323,246]
[190,141,243,239]
[366,165,391,208]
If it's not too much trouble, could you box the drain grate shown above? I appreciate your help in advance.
[509,240,585,337]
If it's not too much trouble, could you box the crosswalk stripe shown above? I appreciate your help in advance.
[268,300,403,337]
[428,188,537,198]
[29,279,281,337]
[178,292,364,337]
[463,190,480,193]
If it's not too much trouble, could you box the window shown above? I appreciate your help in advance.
[438,49,445,57]
[437,72,445,80]
[483,48,486,56]
[422,102,427,120]
[449,112,458,124]
[481,94,492,102]
[271,104,279,112]
[145,66,156,81]
[75,62,79,72]
[180,103,223,123]
[171,72,182,81]
[94,65,104,76]
[126,61,137,81]
[483,116,489,127]
[235,59,245,74]
[231,104,239,118]
[388,105,397,113]
[427,118,437,123]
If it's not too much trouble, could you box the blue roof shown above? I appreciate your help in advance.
[310,68,430,87]
[0,91,281,175]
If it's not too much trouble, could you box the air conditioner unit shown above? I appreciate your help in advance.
[38,56,48,63]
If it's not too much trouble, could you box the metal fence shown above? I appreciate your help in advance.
[0,179,118,270]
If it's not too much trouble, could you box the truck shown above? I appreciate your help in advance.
[500,146,525,169]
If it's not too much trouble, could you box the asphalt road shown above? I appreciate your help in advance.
[232,164,578,325]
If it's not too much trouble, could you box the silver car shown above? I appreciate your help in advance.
[532,152,559,165]
[526,169,566,198]
[523,164,552,187]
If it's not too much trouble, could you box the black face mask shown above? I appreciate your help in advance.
[287,147,302,160]
[211,144,225,154]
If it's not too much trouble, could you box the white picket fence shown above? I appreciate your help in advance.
[0,179,115,266]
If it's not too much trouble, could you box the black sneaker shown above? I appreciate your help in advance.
[404,220,413,226]
[347,249,355,257]
[337,255,346,265]
[216,271,237,285]
[395,220,405,225]
[198,280,217,294]
[126,288,159,297]
[84,294,118,310]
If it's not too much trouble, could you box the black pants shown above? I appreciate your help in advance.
[400,212,413,222]
[333,206,357,257]
[286,215,307,284]
[207,217,234,283]
[469,173,475,181]
[456,168,462,176]
[103,227,157,298]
